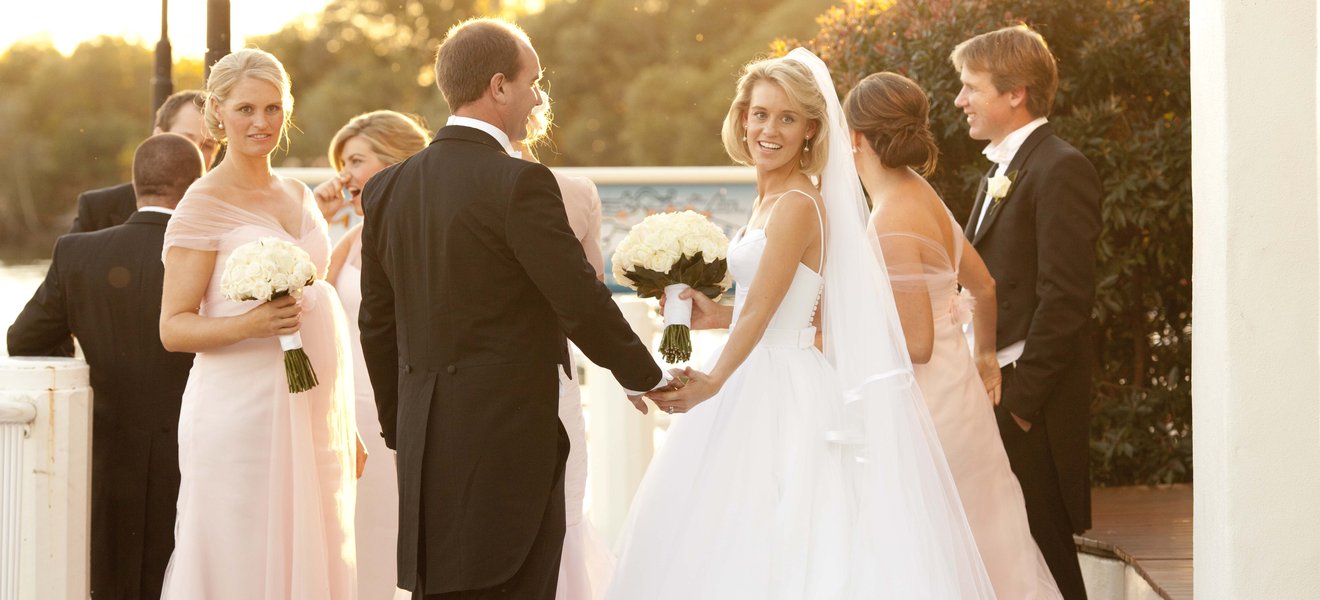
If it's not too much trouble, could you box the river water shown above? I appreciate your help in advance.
[0,261,47,356]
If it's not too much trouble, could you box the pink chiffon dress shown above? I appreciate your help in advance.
[554,172,616,600]
[159,185,358,599]
[876,207,1062,600]
[336,230,412,600]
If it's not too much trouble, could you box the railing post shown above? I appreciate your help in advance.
[0,357,91,600]
[585,298,661,544]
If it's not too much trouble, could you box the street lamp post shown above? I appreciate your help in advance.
[151,0,172,124]
[204,0,231,79]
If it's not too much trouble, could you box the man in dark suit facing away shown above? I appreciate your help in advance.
[359,18,668,600]
[952,25,1104,599]
[68,90,218,234]
[8,133,204,600]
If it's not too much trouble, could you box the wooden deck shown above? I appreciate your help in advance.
[1077,484,1193,599]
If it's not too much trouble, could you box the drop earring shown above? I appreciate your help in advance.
[803,138,811,153]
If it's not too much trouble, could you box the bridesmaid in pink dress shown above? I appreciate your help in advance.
[520,98,617,600]
[320,110,431,600]
[845,73,1062,599]
[158,49,360,599]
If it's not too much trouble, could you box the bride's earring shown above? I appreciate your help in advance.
[218,122,224,130]
[803,137,811,153]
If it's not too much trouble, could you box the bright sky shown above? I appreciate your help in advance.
[1,0,332,57]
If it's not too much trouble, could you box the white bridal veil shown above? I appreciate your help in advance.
[783,48,997,598]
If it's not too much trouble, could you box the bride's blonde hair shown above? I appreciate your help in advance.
[720,56,829,176]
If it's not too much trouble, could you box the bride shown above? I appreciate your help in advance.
[606,49,997,598]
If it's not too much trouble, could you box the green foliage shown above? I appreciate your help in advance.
[792,0,1191,486]
[0,37,204,250]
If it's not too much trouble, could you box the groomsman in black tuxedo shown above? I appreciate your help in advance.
[952,25,1103,599]
[68,90,218,234]
[359,18,666,600]
[7,133,203,600]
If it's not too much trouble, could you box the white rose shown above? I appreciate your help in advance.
[986,174,1012,199]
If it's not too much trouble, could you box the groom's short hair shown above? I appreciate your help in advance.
[950,25,1059,118]
[434,18,532,110]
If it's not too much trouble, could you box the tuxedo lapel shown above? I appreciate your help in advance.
[971,123,1056,246]
[966,164,996,240]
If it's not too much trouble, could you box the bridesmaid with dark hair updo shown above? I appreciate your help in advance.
[845,71,1063,600]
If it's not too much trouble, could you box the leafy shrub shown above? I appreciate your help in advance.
[785,0,1191,486]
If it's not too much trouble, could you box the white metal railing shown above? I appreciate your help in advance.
[0,357,91,600]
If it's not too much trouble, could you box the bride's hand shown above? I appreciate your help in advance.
[243,295,301,339]
[976,352,1002,406]
[659,288,732,330]
[647,367,721,414]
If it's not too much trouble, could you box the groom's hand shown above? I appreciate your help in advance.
[626,393,649,415]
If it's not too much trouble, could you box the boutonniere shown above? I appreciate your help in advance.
[986,169,1021,208]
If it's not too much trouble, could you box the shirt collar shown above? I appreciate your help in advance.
[137,206,175,215]
[446,115,522,159]
[982,116,1049,167]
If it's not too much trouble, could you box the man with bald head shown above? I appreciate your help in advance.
[8,133,203,599]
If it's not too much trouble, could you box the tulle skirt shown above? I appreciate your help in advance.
[607,334,998,599]
[607,340,851,599]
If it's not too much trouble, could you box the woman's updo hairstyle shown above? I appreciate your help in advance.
[203,48,294,147]
[843,72,938,177]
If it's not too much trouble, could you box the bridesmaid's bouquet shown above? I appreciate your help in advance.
[612,210,732,363]
[220,237,321,393]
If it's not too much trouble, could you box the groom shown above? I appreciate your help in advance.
[359,18,666,600]
[952,25,1102,599]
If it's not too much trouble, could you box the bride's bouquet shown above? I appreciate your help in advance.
[220,237,321,393]
[612,210,732,363]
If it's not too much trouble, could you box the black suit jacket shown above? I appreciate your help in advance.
[359,125,661,594]
[965,123,1102,532]
[7,210,194,599]
[68,182,137,234]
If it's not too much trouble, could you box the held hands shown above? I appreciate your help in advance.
[647,367,720,414]
[625,368,689,415]
[312,171,351,221]
[975,352,1002,406]
[660,288,732,331]
[244,295,301,339]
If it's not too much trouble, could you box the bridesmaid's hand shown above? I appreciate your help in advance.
[659,288,733,330]
[975,352,1002,406]
[647,367,721,414]
[355,434,368,479]
[244,295,301,338]
[312,171,350,222]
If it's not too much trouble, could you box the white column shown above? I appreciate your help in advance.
[1192,1,1320,597]
[0,357,91,600]
[585,298,661,544]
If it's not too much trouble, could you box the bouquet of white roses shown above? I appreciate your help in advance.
[221,237,321,393]
[611,210,733,363]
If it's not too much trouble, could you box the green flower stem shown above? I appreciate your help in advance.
[659,324,693,363]
[284,348,320,393]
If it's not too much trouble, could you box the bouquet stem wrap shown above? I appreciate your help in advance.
[661,283,694,363]
[277,330,319,393]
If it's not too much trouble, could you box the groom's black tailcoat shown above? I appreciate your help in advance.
[7,210,194,600]
[359,125,662,597]
[965,123,1101,599]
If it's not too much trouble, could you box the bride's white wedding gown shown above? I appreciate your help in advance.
[608,210,851,599]
[607,199,995,599]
